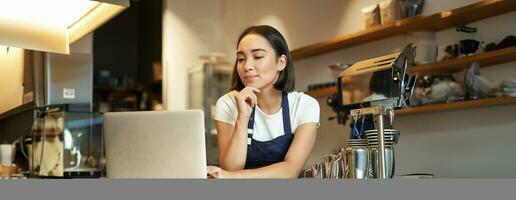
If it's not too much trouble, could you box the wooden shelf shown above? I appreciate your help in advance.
[395,96,516,115]
[305,87,516,115]
[408,46,516,75]
[306,45,516,98]
[291,0,516,60]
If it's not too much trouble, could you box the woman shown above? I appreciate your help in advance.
[207,25,320,178]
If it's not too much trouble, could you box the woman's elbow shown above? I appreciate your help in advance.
[220,160,244,171]
[283,161,304,178]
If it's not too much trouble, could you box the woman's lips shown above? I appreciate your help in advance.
[245,75,259,82]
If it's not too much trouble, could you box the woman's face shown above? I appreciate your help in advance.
[236,34,286,90]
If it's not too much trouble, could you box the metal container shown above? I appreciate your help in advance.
[368,145,395,178]
[345,141,370,179]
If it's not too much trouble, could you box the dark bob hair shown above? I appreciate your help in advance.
[230,25,295,92]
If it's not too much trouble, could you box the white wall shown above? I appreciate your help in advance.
[164,0,516,177]
[0,46,24,113]
[163,0,225,110]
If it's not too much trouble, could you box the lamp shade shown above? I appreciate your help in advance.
[0,0,129,54]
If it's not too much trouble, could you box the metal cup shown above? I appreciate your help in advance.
[345,145,369,179]
[368,145,395,178]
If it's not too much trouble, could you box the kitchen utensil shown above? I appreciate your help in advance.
[347,139,368,145]
[339,148,347,178]
[365,129,400,144]
[345,141,369,179]
[410,31,438,64]
[324,154,342,179]
[464,62,493,99]
[405,0,424,17]
[365,128,397,132]
[484,35,516,52]
[366,137,396,141]
[379,0,403,24]
[311,162,325,179]
[456,25,477,33]
[460,39,480,55]
[361,4,381,28]
[368,145,395,178]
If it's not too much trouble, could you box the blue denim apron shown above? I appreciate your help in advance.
[244,92,293,169]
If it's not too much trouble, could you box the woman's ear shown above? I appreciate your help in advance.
[278,55,287,71]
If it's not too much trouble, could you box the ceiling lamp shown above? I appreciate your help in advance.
[0,0,129,54]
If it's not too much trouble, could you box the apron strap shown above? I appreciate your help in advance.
[247,106,256,145]
[281,92,292,135]
[247,92,291,145]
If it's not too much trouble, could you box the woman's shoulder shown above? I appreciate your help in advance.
[217,91,237,105]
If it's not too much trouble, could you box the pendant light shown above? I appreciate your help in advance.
[0,0,129,54]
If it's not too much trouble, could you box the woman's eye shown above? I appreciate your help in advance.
[254,56,263,59]
[237,58,245,63]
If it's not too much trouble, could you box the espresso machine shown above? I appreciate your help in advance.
[27,104,105,178]
[328,44,417,179]
[0,49,106,178]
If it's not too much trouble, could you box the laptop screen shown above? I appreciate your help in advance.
[103,110,207,178]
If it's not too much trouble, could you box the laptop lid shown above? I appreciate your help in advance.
[104,110,207,178]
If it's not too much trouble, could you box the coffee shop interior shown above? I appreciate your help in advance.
[1,0,516,179]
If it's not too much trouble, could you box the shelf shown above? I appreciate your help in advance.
[291,0,516,60]
[305,88,516,115]
[305,45,516,98]
[395,96,516,115]
[408,46,516,75]
[0,102,34,120]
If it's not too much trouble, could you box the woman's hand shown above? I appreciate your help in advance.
[233,87,261,120]
[207,166,232,179]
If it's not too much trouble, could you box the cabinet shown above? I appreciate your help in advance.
[300,0,516,115]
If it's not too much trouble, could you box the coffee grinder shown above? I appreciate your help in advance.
[327,44,417,179]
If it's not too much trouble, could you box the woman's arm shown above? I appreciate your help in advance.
[216,119,249,170]
[216,87,259,171]
[209,122,317,178]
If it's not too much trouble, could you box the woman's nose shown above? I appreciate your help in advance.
[244,60,254,71]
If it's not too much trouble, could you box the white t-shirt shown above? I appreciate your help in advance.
[215,91,320,142]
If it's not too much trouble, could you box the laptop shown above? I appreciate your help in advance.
[103,110,207,178]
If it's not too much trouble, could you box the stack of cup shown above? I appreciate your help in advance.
[364,129,399,146]
[364,129,400,178]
